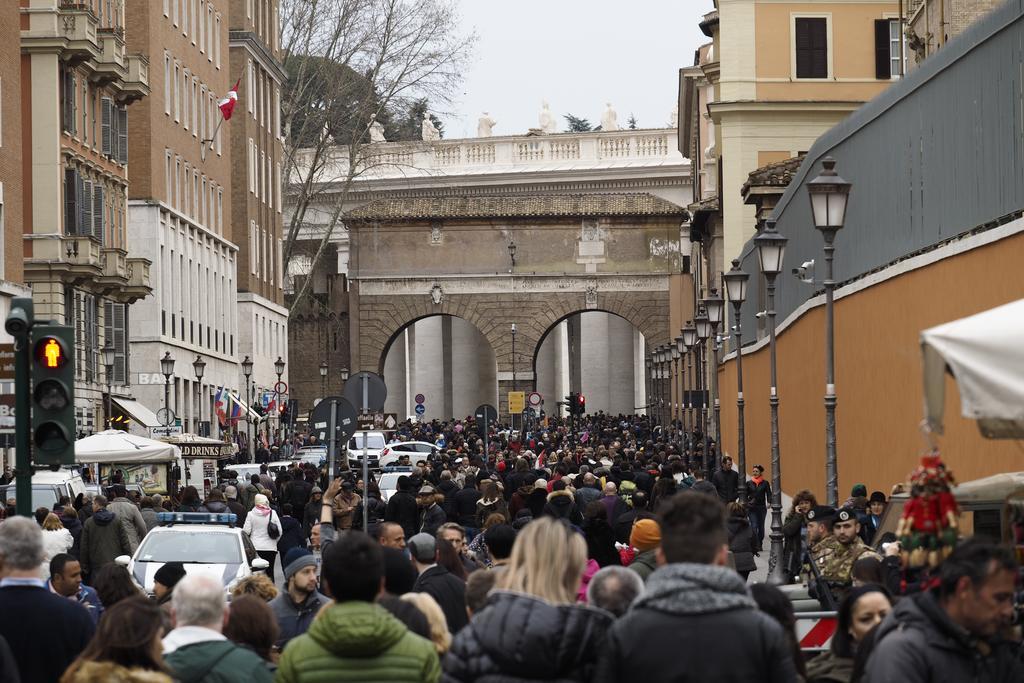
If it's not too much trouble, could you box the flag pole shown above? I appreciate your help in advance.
[200,116,225,162]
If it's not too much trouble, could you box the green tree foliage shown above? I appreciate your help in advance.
[627,114,638,129]
[563,114,592,132]
[387,98,445,141]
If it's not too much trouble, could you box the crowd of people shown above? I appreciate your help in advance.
[0,412,1020,682]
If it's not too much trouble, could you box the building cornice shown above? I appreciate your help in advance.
[228,30,286,83]
[129,199,240,252]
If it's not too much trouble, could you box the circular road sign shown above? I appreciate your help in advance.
[527,391,542,407]
[274,381,288,395]
[342,372,387,412]
[414,393,425,405]
[156,407,176,427]
[414,404,426,415]
[474,403,498,436]
[309,396,358,443]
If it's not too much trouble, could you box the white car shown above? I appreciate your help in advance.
[117,512,269,596]
[376,466,414,502]
[347,431,388,470]
[380,441,438,468]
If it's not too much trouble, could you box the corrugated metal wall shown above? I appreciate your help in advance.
[737,0,1024,331]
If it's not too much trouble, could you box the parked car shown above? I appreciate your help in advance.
[347,431,387,470]
[380,441,438,468]
[0,469,87,510]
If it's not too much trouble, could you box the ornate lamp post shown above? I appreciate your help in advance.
[193,356,206,434]
[723,259,750,501]
[274,356,285,442]
[755,220,789,585]
[703,288,725,455]
[807,157,851,508]
[102,344,116,430]
[693,308,711,476]
[670,343,680,441]
[241,355,254,463]
[681,322,697,463]
[675,335,685,445]
[319,361,328,398]
[645,355,653,418]
[160,352,175,419]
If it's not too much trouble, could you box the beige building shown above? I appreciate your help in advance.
[228,0,288,410]
[681,0,901,293]
[124,0,239,436]
[906,0,1003,68]
[0,1,28,335]
[20,0,151,433]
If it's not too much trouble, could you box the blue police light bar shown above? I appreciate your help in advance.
[380,465,414,473]
[156,512,237,525]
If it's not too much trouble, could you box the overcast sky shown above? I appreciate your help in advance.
[444,1,710,139]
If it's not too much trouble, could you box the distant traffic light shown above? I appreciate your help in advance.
[30,325,76,465]
[576,393,586,415]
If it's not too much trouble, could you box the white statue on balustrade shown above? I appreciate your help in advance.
[369,118,386,143]
[477,112,497,137]
[421,113,440,141]
[538,100,556,134]
[601,103,619,131]
[669,104,678,129]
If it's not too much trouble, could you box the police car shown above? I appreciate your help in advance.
[116,512,269,596]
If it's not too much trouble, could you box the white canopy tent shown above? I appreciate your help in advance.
[74,430,181,463]
[921,298,1024,438]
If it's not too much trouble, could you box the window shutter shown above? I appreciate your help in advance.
[113,303,126,384]
[103,300,114,378]
[64,169,77,234]
[875,20,892,79]
[795,18,828,79]
[92,184,104,242]
[117,106,128,164]
[101,97,113,155]
[81,180,93,237]
[75,174,85,235]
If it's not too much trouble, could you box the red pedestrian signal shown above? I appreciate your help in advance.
[576,394,586,414]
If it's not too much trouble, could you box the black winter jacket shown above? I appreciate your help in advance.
[385,490,420,540]
[454,486,482,527]
[727,517,756,573]
[412,565,468,634]
[864,589,1024,683]
[597,564,796,683]
[443,591,613,683]
[711,468,740,502]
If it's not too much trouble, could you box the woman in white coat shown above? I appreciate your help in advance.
[242,493,281,582]
[41,513,73,579]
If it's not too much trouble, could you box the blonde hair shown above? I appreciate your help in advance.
[42,513,64,531]
[229,573,279,601]
[401,592,451,654]
[498,517,586,605]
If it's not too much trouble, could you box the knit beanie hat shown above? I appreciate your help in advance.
[282,547,317,582]
[630,519,662,552]
[153,561,187,590]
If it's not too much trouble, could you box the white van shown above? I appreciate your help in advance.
[0,469,87,510]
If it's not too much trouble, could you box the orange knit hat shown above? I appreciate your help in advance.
[630,518,661,551]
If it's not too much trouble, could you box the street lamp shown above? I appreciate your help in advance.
[681,322,697,462]
[193,356,206,435]
[102,344,116,430]
[694,308,711,476]
[160,352,175,424]
[274,356,285,443]
[241,355,253,463]
[703,288,725,459]
[807,156,851,507]
[647,354,656,421]
[670,343,681,441]
[755,219,789,585]
[340,367,350,382]
[723,259,750,501]
[319,361,328,398]
[675,335,685,445]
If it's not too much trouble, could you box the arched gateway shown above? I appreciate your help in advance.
[347,193,686,416]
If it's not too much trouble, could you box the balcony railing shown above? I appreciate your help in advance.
[296,128,685,184]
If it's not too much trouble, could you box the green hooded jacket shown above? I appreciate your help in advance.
[164,640,273,683]
[276,601,440,683]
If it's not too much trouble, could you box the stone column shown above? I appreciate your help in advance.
[534,327,558,408]
[579,312,610,413]
[554,321,570,416]
[567,314,582,393]
[412,317,446,420]
[634,329,647,415]
[607,314,636,415]
[451,317,484,419]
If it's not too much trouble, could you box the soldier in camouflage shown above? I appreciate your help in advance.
[814,506,883,604]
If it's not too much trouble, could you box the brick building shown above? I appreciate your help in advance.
[125,0,239,436]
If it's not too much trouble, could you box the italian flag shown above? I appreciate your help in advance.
[218,78,241,120]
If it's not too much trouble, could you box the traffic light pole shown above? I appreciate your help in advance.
[13,303,32,518]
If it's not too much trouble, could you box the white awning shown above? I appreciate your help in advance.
[75,430,180,463]
[921,298,1024,438]
[112,397,161,428]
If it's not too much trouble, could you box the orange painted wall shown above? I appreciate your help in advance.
[718,230,1024,499]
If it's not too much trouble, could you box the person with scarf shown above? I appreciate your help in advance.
[745,464,771,552]
[598,492,797,683]
[243,494,282,583]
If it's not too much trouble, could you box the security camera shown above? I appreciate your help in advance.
[4,308,29,338]
[755,310,767,319]
[791,259,815,284]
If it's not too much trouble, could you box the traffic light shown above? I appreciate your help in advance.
[565,392,577,415]
[279,402,289,424]
[30,325,76,465]
[576,393,586,415]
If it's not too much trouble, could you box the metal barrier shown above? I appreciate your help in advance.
[795,611,838,653]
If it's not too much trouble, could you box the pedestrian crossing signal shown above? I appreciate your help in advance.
[30,326,76,466]
[35,337,67,368]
